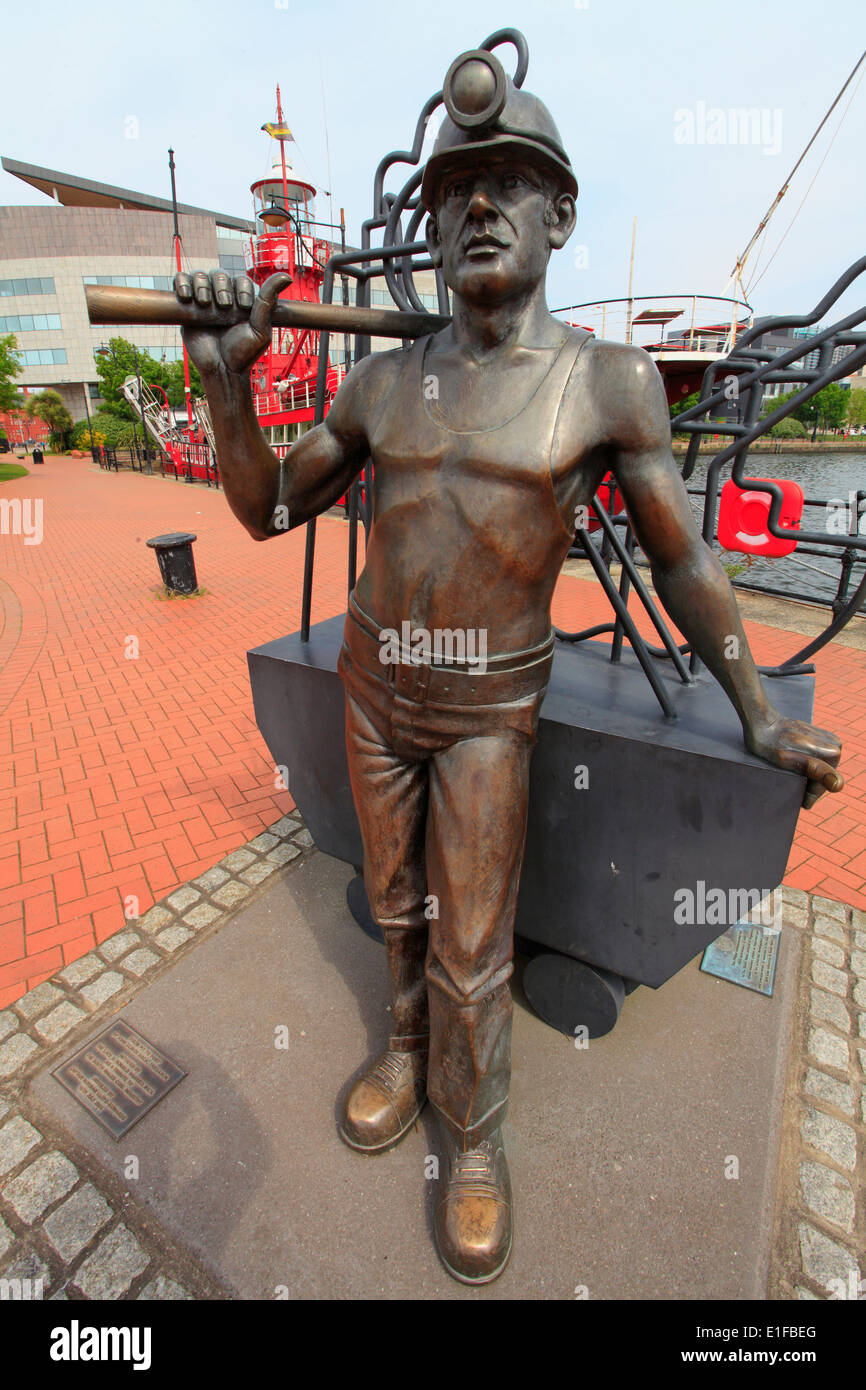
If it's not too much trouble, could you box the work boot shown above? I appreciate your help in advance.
[340,920,429,1152]
[434,1126,512,1284]
[339,1044,428,1152]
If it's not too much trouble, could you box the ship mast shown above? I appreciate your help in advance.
[276,85,290,253]
[168,147,195,443]
[725,47,865,323]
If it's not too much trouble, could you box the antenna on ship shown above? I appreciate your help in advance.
[320,58,335,232]
[168,147,196,446]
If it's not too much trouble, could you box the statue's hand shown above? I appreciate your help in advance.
[174,270,291,379]
[745,712,843,809]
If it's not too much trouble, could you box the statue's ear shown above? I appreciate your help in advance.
[425,214,443,268]
[548,193,576,251]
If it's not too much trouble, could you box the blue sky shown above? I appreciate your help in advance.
[2,0,864,326]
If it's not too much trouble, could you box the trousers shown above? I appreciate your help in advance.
[337,595,553,1148]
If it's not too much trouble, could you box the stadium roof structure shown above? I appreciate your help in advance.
[1,156,252,231]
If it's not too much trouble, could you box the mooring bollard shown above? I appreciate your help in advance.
[146,531,198,594]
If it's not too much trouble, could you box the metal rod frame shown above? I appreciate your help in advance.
[298,31,866,723]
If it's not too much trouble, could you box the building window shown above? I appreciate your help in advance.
[0,277,55,297]
[327,280,356,305]
[216,225,249,241]
[14,348,67,365]
[83,275,174,291]
[146,346,184,362]
[368,285,439,310]
[218,254,247,275]
[0,314,62,333]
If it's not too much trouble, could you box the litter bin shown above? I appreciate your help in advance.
[146,532,198,594]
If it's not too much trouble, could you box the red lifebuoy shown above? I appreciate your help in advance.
[717,478,803,558]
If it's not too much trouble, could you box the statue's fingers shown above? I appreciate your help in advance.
[174,271,193,302]
[804,756,844,794]
[802,757,844,809]
[248,272,292,340]
[234,275,255,310]
[210,269,233,309]
[802,728,842,765]
[191,270,212,307]
[803,781,823,810]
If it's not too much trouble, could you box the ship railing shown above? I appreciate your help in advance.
[254,365,345,418]
[641,256,866,677]
[161,439,219,488]
[552,293,753,355]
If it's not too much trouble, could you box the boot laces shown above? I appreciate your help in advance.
[452,1142,497,1185]
[371,1052,409,1093]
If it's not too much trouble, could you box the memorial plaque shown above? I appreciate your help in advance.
[52,1020,186,1139]
[700,922,781,997]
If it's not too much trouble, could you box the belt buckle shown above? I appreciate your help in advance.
[411,661,428,706]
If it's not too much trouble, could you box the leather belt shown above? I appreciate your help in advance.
[344,594,554,706]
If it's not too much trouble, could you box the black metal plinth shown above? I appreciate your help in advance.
[248,614,815,1032]
[523,953,626,1039]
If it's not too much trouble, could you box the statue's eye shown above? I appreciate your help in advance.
[501,173,523,190]
[446,180,468,200]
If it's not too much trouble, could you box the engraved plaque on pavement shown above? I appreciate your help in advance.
[700,922,781,997]
[52,1020,187,1139]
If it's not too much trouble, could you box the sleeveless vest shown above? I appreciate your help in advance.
[355,327,592,651]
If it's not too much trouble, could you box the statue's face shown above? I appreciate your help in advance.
[426,154,574,304]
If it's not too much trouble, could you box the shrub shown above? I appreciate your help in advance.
[768,416,808,440]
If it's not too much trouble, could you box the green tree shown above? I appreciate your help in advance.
[760,388,798,420]
[847,388,866,429]
[94,338,203,424]
[670,389,700,423]
[164,357,203,410]
[812,383,848,432]
[24,390,74,450]
[94,338,170,419]
[761,383,848,434]
[0,332,23,413]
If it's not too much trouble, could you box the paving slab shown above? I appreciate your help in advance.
[28,854,800,1300]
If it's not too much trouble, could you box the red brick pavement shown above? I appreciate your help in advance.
[1,456,864,1006]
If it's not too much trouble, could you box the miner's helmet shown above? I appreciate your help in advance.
[420,47,578,213]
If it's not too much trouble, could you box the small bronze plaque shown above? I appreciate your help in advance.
[700,922,781,997]
[52,1020,186,1139]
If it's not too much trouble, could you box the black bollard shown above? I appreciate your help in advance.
[146,532,198,594]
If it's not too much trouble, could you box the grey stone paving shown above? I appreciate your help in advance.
[772,892,866,1300]
[1,818,861,1301]
[43,1185,112,1262]
[0,811,307,1300]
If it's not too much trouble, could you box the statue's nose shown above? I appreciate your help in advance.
[467,188,497,219]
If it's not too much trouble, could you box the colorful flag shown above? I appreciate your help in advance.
[261,121,294,141]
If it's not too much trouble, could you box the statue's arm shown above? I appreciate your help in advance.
[601,342,842,806]
[201,348,386,539]
[176,269,392,540]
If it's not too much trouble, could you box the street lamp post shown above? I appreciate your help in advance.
[82,383,96,455]
[133,349,153,475]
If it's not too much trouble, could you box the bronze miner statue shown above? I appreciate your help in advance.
[173,46,843,1284]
